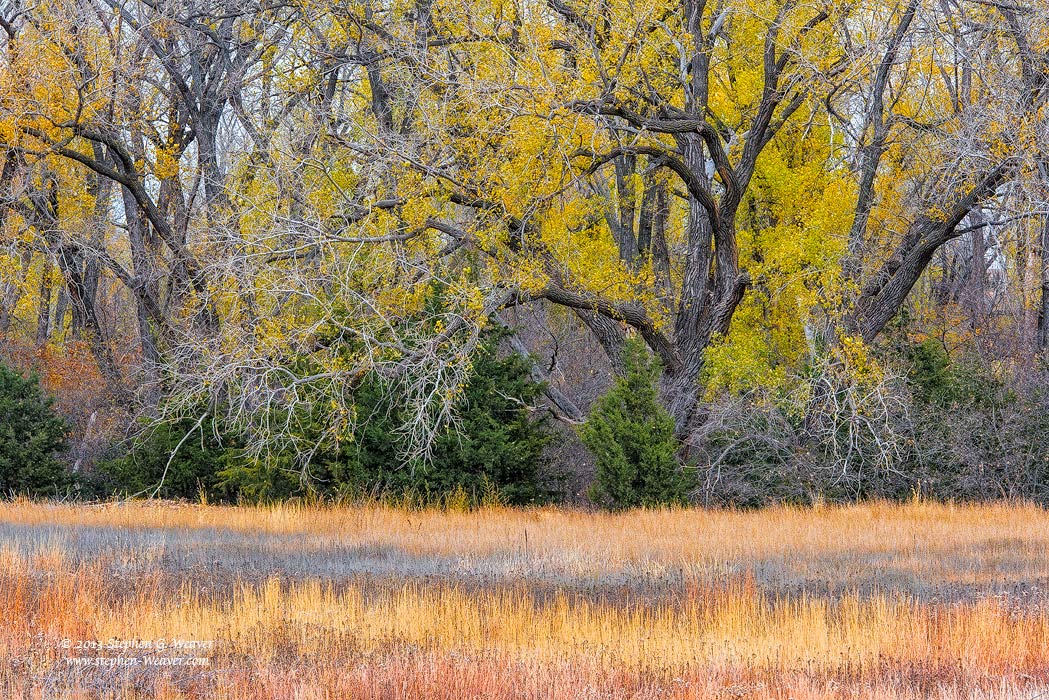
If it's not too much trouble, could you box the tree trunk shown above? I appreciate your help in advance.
[1037,214,1049,352]
[34,260,53,346]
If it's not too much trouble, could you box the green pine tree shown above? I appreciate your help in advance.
[581,339,693,509]
[0,363,70,497]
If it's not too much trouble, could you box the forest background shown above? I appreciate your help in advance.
[0,0,1047,508]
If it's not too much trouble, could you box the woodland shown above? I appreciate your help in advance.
[0,0,1047,506]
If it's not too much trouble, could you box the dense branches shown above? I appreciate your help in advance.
[0,0,1046,466]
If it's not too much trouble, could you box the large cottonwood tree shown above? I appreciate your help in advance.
[0,0,1045,459]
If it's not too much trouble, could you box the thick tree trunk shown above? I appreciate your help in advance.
[1038,214,1049,352]
[53,286,68,340]
[851,163,1014,342]
[612,155,638,264]
[0,267,23,335]
[34,260,52,345]
[121,184,162,399]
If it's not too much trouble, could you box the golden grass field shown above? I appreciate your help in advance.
[1,500,1048,698]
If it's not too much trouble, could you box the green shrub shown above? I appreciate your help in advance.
[253,332,560,506]
[434,343,555,505]
[216,451,303,503]
[0,363,70,497]
[96,416,238,500]
[905,339,1000,407]
[99,323,558,506]
[156,329,560,506]
[581,338,693,509]
[901,342,1048,502]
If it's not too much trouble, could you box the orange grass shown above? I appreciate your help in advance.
[0,499,1046,584]
[1,500,1048,698]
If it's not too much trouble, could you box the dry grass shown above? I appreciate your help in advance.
[1,500,1048,698]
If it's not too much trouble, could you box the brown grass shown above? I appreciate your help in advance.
[1,500,1047,698]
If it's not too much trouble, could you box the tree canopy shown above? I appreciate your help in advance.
[0,0,1046,475]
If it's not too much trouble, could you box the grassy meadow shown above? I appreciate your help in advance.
[1,500,1048,699]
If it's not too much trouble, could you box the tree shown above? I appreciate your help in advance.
[319,331,558,505]
[0,363,69,496]
[582,339,691,508]
[148,0,854,456]
[837,1,1042,344]
[0,0,1045,475]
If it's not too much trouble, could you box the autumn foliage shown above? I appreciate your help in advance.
[0,0,1045,504]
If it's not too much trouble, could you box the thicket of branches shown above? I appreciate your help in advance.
[0,0,1047,504]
